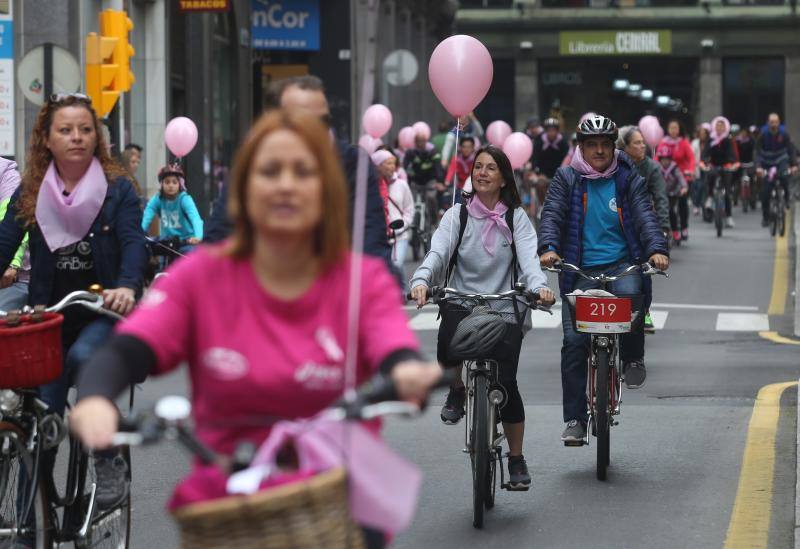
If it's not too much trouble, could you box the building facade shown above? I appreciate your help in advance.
[457,0,800,138]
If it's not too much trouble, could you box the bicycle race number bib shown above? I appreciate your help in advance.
[574,296,632,334]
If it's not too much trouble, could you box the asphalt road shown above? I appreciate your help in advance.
[123,207,799,549]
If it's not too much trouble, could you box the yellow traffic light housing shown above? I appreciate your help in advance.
[99,9,135,93]
[85,32,119,118]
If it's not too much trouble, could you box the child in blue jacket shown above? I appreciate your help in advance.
[142,164,203,256]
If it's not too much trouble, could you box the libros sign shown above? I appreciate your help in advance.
[559,30,672,56]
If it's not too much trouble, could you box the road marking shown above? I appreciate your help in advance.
[758,331,800,346]
[651,302,759,312]
[649,310,669,330]
[716,313,770,332]
[408,311,440,331]
[533,308,563,328]
[768,209,792,315]
[725,381,797,549]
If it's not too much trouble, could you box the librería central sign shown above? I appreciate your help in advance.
[559,30,672,56]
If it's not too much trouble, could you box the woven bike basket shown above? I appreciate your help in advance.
[171,468,366,549]
[0,312,63,389]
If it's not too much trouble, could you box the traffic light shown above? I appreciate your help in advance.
[85,32,119,119]
[99,9,135,93]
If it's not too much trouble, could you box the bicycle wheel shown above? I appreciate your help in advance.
[770,197,778,236]
[0,423,51,549]
[470,375,489,529]
[779,199,787,237]
[76,446,131,549]
[714,191,724,238]
[595,349,611,481]
[484,421,498,511]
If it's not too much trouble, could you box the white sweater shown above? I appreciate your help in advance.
[387,177,414,241]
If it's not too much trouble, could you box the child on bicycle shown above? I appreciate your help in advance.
[656,144,688,244]
[142,164,203,256]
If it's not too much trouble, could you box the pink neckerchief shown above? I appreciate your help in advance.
[35,158,108,251]
[541,133,563,151]
[661,135,682,146]
[710,116,731,147]
[465,196,513,257]
[660,161,677,180]
[569,146,619,180]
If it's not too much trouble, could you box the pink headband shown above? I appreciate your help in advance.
[370,150,394,166]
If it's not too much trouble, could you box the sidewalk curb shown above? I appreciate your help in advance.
[795,381,799,549]
[794,203,799,337]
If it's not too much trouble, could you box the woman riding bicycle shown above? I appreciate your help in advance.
[657,119,695,242]
[409,145,556,491]
[0,93,148,509]
[141,163,203,257]
[69,110,442,548]
[538,114,669,444]
[702,116,739,228]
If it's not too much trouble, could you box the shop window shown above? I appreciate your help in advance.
[474,58,515,129]
[723,58,784,128]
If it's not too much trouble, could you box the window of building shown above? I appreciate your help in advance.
[723,57,784,128]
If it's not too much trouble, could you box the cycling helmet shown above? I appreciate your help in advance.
[448,306,507,361]
[543,117,560,129]
[655,144,673,158]
[158,164,184,182]
[576,114,618,143]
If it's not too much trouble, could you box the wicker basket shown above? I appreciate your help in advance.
[171,468,365,549]
[0,312,63,389]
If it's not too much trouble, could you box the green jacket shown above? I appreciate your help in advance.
[0,198,27,269]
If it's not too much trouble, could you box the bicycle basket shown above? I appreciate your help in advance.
[0,313,63,389]
[448,306,508,361]
[565,294,644,334]
[171,468,365,549]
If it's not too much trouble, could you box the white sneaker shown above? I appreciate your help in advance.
[725,217,735,228]
[704,197,713,210]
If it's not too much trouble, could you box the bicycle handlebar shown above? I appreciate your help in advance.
[406,284,553,314]
[544,261,668,282]
[0,290,125,321]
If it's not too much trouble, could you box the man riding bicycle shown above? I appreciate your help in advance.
[755,113,798,227]
[529,118,569,208]
[404,133,445,223]
[537,115,669,443]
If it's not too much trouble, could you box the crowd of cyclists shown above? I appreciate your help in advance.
[0,74,796,547]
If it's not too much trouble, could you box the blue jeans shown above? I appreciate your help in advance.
[561,261,644,423]
[0,281,28,311]
[39,317,116,415]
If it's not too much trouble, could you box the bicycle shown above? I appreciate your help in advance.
[409,284,550,529]
[0,290,129,548]
[765,166,789,237]
[527,173,550,233]
[544,262,667,481]
[739,162,756,213]
[703,165,736,238]
[110,373,449,548]
[409,182,436,260]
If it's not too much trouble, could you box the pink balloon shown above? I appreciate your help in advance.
[638,115,664,147]
[358,134,381,154]
[412,121,431,140]
[428,35,493,117]
[363,104,393,139]
[486,120,512,147]
[398,126,415,150]
[164,117,198,158]
[502,132,533,170]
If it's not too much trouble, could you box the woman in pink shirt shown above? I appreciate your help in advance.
[68,111,441,520]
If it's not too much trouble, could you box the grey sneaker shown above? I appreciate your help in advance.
[507,455,531,490]
[440,387,466,425]
[561,420,586,443]
[623,360,647,389]
[93,454,129,510]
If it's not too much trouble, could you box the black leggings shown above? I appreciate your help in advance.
[668,196,689,231]
[437,306,525,423]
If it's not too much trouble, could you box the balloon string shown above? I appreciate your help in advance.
[445,119,462,277]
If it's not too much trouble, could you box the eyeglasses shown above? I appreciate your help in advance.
[48,93,92,105]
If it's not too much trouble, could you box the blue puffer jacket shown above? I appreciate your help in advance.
[537,151,668,303]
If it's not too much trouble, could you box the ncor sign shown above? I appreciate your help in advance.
[179,0,230,12]
[559,30,671,56]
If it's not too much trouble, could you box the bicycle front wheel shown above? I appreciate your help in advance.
[779,202,787,237]
[714,192,724,238]
[76,446,131,549]
[470,375,489,529]
[0,423,51,549]
[595,350,611,481]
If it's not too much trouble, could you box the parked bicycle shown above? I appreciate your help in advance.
[0,290,128,548]
[110,373,450,548]
[408,284,550,529]
[545,262,667,481]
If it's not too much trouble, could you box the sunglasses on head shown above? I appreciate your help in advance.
[48,93,92,105]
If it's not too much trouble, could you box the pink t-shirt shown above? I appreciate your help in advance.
[118,246,418,456]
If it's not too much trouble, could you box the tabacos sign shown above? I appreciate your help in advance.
[559,30,672,56]
[252,0,320,51]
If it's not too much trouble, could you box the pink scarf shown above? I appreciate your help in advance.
[465,196,513,256]
[541,133,563,151]
[569,146,620,180]
[661,135,682,146]
[35,158,108,252]
[710,116,731,147]
[660,160,677,180]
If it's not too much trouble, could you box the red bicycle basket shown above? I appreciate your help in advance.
[0,313,64,389]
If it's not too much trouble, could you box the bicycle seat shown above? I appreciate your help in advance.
[449,306,507,361]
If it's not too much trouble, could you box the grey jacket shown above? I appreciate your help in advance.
[634,156,671,233]
[410,203,549,327]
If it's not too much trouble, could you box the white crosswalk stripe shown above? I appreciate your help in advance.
[715,313,770,332]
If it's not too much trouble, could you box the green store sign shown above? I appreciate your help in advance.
[559,30,672,56]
